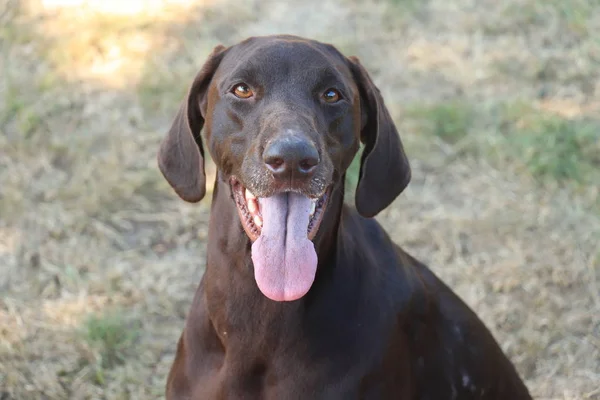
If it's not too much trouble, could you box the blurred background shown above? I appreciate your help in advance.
[1,0,599,398]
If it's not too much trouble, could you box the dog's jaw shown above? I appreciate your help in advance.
[230,176,330,242]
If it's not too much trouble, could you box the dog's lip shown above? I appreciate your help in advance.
[231,176,329,199]
[229,176,331,242]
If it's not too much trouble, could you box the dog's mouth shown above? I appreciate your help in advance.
[230,177,331,302]
[231,178,330,242]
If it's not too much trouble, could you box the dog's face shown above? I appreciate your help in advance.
[158,35,411,301]
[204,37,359,242]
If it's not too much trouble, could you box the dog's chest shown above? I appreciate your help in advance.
[202,349,392,400]
[197,316,408,400]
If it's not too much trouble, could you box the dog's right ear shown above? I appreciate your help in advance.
[157,45,227,202]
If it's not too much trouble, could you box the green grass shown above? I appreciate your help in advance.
[81,309,140,376]
[407,101,475,144]
[484,0,599,36]
[386,0,426,13]
[405,99,600,189]
[550,0,600,34]
[498,105,600,185]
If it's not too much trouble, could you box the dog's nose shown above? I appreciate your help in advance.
[263,136,319,178]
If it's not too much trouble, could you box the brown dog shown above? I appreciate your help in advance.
[158,35,532,400]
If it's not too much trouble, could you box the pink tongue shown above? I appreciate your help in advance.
[251,192,317,301]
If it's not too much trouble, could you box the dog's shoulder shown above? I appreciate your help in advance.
[388,241,531,399]
[339,206,528,389]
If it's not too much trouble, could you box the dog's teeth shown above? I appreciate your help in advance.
[253,215,263,227]
[310,200,317,216]
[248,199,258,214]
[245,189,256,200]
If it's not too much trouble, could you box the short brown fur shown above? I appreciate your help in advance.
[158,35,532,400]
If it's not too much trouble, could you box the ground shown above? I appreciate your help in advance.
[0,0,599,399]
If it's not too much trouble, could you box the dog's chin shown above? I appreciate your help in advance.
[230,177,331,242]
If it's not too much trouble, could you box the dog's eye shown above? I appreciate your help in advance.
[232,83,253,99]
[322,88,341,103]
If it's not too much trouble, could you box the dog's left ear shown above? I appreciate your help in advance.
[348,56,411,218]
[157,45,227,203]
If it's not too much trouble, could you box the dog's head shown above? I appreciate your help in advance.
[158,35,410,301]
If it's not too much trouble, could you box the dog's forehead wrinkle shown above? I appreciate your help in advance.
[225,40,349,89]
[251,39,333,65]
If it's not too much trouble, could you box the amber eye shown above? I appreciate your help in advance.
[322,88,341,103]
[232,83,253,99]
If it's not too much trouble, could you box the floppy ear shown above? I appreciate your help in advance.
[348,56,411,218]
[157,45,227,202]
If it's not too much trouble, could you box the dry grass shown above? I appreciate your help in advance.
[1,0,599,398]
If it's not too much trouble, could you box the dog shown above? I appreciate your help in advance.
[157,35,532,400]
